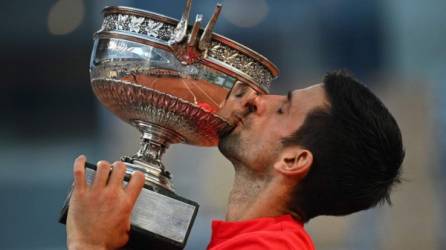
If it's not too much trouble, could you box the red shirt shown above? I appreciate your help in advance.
[207,215,315,250]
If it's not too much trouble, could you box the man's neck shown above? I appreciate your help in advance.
[225,164,292,221]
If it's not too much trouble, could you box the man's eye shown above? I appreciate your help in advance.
[234,91,245,98]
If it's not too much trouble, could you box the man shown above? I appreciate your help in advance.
[66,71,404,249]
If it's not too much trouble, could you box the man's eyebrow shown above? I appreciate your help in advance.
[225,82,249,100]
[233,82,249,93]
[239,83,249,90]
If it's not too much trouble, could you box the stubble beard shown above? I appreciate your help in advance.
[218,115,254,167]
[218,130,245,166]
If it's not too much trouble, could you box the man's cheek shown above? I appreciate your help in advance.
[217,105,235,123]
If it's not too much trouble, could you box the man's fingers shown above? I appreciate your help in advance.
[126,171,145,205]
[109,161,127,188]
[92,160,111,190]
[73,155,87,192]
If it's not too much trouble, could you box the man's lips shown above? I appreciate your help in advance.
[233,114,244,127]
[219,114,245,138]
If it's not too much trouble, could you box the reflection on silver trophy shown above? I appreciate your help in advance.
[60,0,278,249]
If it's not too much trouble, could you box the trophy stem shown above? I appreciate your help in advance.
[123,120,185,192]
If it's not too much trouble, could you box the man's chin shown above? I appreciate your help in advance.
[218,129,241,161]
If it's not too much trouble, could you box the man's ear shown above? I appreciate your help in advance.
[273,146,313,179]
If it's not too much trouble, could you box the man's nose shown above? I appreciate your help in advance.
[244,94,266,116]
[240,89,259,107]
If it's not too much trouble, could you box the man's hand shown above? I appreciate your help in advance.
[66,155,145,250]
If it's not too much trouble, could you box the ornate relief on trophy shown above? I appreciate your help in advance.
[60,0,279,249]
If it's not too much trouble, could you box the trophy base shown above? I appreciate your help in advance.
[59,162,199,250]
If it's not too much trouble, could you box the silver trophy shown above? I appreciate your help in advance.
[60,1,278,249]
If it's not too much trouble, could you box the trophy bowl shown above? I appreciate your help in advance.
[91,43,232,147]
[60,1,279,249]
[90,41,235,190]
[89,3,279,192]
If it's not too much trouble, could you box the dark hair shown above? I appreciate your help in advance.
[283,70,404,222]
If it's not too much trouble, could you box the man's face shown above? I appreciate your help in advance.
[218,82,328,171]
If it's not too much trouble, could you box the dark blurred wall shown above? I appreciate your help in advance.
[316,0,386,78]
[1,0,97,140]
